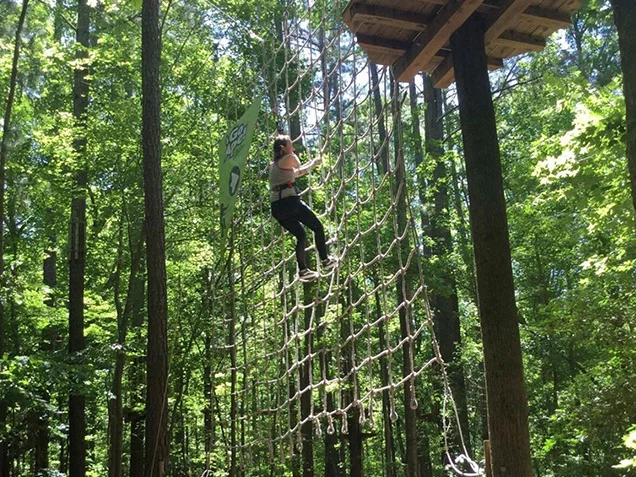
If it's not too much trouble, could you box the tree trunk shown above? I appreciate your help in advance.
[369,63,389,176]
[34,394,49,475]
[340,304,362,477]
[0,2,29,474]
[407,77,438,477]
[369,66,397,476]
[391,74,420,477]
[450,14,532,477]
[68,0,90,475]
[373,284,397,477]
[347,408,363,477]
[57,393,68,474]
[316,302,340,477]
[408,81,430,245]
[108,214,144,477]
[129,410,145,477]
[322,354,340,477]
[141,0,169,473]
[610,0,636,228]
[128,275,146,477]
[44,207,57,307]
[423,74,471,459]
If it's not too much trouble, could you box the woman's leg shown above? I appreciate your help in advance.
[295,201,329,261]
[277,218,308,270]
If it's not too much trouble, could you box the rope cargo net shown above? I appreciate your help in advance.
[206,0,480,474]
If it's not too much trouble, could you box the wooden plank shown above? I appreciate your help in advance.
[521,6,571,28]
[381,0,575,24]
[492,30,546,51]
[356,33,411,54]
[413,0,504,11]
[485,0,534,42]
[343,1,358,32]
[432,53,503,88]
[346,0,571,34]
[393,0,485,82]
[358,33,451,61]
[349,2,570,34]
[350,4,433,31]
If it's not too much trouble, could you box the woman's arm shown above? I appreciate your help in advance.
[285,154,321,177]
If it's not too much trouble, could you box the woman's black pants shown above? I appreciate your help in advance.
[271,196,328,270]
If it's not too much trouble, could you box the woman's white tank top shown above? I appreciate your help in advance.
[269,157,297,202]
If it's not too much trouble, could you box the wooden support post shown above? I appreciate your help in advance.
[450,13,533,477]
[484,440,493,477]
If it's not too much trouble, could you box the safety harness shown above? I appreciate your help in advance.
[274,181,299,200]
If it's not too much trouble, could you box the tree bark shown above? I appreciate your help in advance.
[369,63,389,176]
[423,74,471,458]
[408,81,430,245]
[34,394,49,475]
[0,2,29,475]
[340,302,362,477]
[450,14,532,477]
[610,0,636,228]
[321,349,340,477]
[142,0,169,473]
[128,274,146,477]
[108,214,144,477]
[373,284,397,477]
[391,74,420,477]
[68,0,90,475]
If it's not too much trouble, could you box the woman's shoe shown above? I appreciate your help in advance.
[321,257,338,271]
[299,268,319,282]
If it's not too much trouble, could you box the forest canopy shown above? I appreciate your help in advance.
[0,0,635,476]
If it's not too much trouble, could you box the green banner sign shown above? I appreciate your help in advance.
[219,95,262,241]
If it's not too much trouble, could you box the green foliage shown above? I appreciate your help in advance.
[0,0,634,475]
[614,426,636,471]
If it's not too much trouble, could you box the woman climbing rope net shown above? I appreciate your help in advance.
[268,134,337,281]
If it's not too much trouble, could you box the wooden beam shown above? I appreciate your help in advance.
[356,33,410,54]
[404,0,502,11]
[492,30,546,51]
[350,4,432,31]
[357,33,452,61]
[346,0,570,36]
[485,0,534,42]
[393,0,485,82]
[487,57,504,69]
[377,0,573,28]
[431,53,455,88]
[432,53,503,88]
[521,6,571,28]
[342,2,359,33]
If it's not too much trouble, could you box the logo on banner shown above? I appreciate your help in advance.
[225,123,247,162]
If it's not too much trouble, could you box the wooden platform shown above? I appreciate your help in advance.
[342,0,580,87]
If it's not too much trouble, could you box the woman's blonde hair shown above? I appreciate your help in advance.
[273,134,291,161]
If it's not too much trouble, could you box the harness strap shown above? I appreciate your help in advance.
[275,181,297,200]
